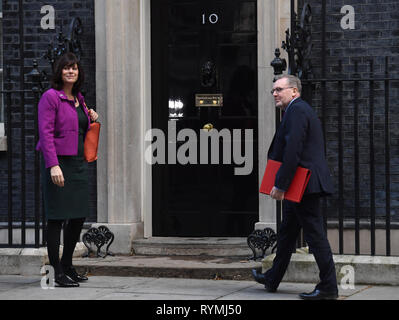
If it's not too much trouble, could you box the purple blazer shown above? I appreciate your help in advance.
[36,88,91,168]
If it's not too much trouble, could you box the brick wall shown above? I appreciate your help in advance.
[299,0,399,221]
[0,0,97,223]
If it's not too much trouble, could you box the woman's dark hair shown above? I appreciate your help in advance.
[51,52,85,95]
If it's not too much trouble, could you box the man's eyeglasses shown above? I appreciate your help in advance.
[270,87,294,94]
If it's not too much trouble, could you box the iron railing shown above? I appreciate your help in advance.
[0,8,87,248]
[271,0,399,257]
[300,57,399,256]
[0,68,44,248]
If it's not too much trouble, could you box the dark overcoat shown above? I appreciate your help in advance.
[268,97,334,196]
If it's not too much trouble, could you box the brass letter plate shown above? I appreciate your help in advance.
[195,94,223,107]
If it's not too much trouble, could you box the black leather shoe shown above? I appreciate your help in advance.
[251,269,277,293]
[264,282,277,293]
[299,289,338,300]
[63,266,88,282]
[55,273,79,288]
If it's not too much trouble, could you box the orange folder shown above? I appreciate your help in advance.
[259,159,311,203]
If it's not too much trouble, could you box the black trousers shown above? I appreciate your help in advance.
[264,195,338,292]
[46,218,85,276]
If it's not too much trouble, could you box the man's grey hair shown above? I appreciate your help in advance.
[275,75,302,94]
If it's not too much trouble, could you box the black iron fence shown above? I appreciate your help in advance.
[274,57,399,257]
[0,7,94,248]
[270,0,399,257]
[0,68,45,248]
[304,57,399,256]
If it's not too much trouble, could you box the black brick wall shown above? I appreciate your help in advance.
[299,0,399,221]
[0,0,96,223]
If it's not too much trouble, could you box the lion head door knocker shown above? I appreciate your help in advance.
[82,225,115,258]
[200,60,216,88]
[247,228,277,261]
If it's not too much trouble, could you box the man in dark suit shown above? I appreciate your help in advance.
[252,75,338,300]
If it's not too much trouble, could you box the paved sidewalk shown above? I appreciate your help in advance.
[0,275,398,300]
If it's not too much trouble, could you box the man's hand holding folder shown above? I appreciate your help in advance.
[260,159,311,203]
[270,186,285,201]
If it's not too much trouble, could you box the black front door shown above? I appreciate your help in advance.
[151,0,258,236]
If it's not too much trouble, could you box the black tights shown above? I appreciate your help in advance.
[46,218,85,276]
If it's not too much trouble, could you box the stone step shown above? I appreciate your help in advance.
[74,255,259,281]
[73,237,260,281]
[74,252,399,285]
[0,243,87,276]
[262,253,399,286]
[132,237,253,258]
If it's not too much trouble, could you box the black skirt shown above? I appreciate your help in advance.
[41,105,89,220]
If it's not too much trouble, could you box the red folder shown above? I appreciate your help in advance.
[259,159,311,203]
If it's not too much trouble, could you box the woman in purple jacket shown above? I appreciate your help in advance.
[36,52,98,287]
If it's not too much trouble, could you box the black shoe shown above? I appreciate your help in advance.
[299,289,338,300]
[264,282,277,293]
[251,269,277,293]
[55,273,79,288]
[62,265,88,282]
